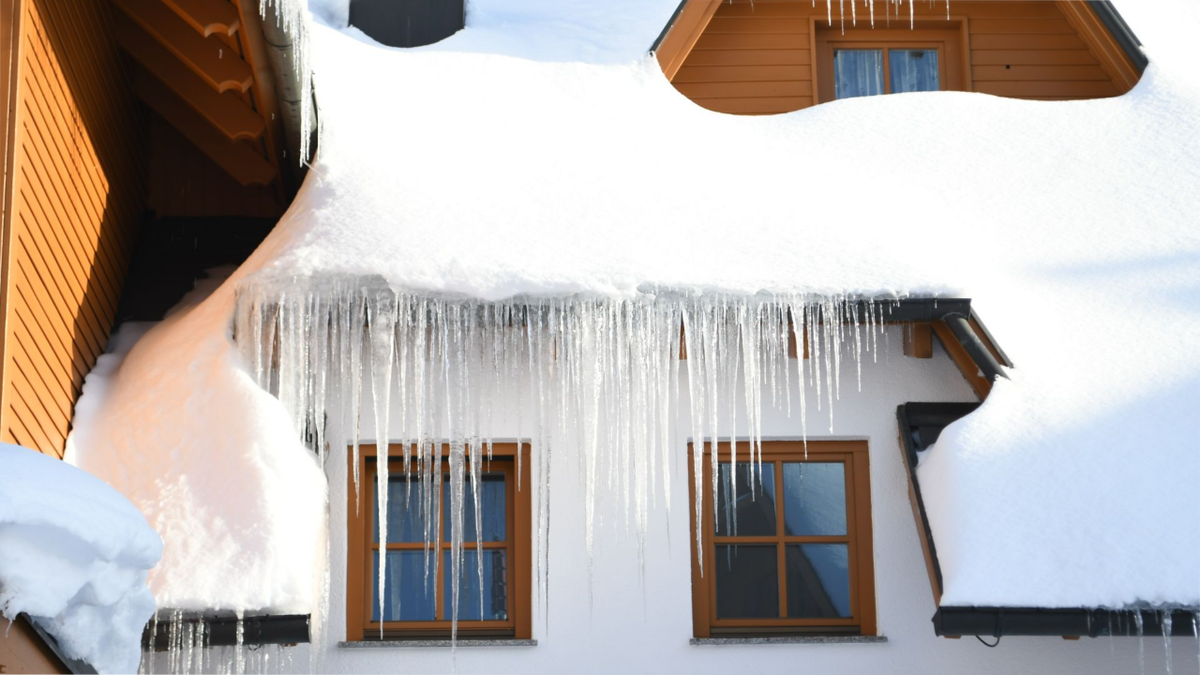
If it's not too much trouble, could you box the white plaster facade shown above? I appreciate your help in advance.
[278,326,1188,674]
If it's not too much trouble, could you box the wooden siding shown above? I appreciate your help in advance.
[0,0,146,457]
[146,114,282,218]
[669,0,1134,114]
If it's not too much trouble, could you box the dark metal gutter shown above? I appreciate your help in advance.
[943,315,1005,382]
[142,614,310,651]
[935,606,1199,638]
[1087,1,1149,73]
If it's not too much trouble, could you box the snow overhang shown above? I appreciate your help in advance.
[896,403,1200,638]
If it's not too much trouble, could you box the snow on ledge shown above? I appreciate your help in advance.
[0,444,162,674]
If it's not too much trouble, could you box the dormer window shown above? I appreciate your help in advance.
[833,48,941,99]
[817,25,962,103]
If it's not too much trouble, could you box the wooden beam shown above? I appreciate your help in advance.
[1055,0,1140,93]
[903,322,933,359]
[161,0,239,37]
[113,0,253,93]
[117,13,263,141]
[656,0,722,82]
[931,320,991,400]
[134,74,275,186]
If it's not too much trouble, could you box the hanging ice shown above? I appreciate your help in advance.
[234,276,903,639]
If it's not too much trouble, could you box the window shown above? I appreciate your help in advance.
[688,441,876,637]
[346,443,531,641]
[816,25,964,104]
[833,48,940,99]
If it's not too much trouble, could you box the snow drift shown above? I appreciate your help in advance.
[0,443,162,673]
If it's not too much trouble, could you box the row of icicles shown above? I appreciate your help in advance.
[231,279,908,642]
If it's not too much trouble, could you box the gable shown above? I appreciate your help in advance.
[657,0,1145,115]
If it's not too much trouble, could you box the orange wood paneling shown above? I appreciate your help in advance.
[668,0,1139,115]
[0,0,146,458]
[0,616,71,674]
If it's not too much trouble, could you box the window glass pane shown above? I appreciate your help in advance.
[715,462,776,536]
[442,550,509,621]
[834,49,884,99]
[442,473,507,542]
[889,49,939,93]
[783,462,847,536]
[786,544,851,618]
[374,475,430,544]
[715,545,779,618]
[371,550,436,621]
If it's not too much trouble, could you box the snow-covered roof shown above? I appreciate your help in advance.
[66,0,1200,625]
[267,0,1200,609]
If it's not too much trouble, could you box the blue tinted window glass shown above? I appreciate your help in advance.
[786,544,851,618]
[783,462,847,536]
[715,462,776,536]
[834,49,884,99]
[371,550,436,621]
[442,550,509,621]
[442,473,506,543]
[373,475,430,544]
[715,545,779,619]
[889,49,940,93]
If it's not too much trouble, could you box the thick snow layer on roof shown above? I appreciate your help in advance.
[0,444,161,673]
[66,0,1200,621]
[66,273,328,616]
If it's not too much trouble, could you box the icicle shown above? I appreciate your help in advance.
[1134,609,1145,675]
[234,612,245,675]
[1162,609,1173,675]
[1193,611,1199,674]
[234,279,907,646]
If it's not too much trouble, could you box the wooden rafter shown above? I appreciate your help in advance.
[161,0,239,37]
[113,0,252,93]
[117,12,264,142]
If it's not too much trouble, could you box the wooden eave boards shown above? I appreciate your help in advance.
[111,0,282,188]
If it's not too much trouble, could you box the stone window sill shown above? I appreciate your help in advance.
[338,639,537,649]
[690,636,888,646]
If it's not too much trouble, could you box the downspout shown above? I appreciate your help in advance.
[259,2,316,167]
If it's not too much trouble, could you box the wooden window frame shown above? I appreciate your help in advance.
[815,22,968,104]
[688,440,877,638]
[346,443,532,641]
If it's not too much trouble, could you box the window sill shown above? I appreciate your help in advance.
[690,636,887,646]
[338,639,537,649]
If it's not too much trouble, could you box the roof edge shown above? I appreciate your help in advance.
[935,606,1199,638]
[1087,1,1149,73]
[648,0,689,54]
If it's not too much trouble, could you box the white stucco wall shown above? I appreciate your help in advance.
[286,326,1190,675]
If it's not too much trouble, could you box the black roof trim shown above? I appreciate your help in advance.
[19,614,97,674]
[142,613,310,651]
[649,0,690,54]
[896,403,980,599]
[935,606,1199,638]
[1088,1,1149,74]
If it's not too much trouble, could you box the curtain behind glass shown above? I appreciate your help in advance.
[889,49,940,93]
[834,49,884,99]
